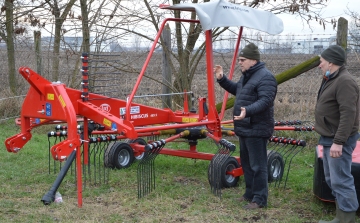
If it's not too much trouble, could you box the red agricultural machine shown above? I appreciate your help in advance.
[4,0,309,207]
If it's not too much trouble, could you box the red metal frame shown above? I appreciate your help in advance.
[219,27,243,121]
[5,17,247,207]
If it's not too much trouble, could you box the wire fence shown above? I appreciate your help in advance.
[1,34,359,140]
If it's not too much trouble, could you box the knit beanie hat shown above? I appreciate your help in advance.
[239,43,260,61]
[320,45,346,66]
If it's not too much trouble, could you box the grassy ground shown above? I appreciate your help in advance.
[0,119,359,223]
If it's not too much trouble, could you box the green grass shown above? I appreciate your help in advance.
[0,119,359,222]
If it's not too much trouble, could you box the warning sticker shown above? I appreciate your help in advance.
[47,94,54,100]
[182,117,198,123]
[103,118,112,127]
[58,95,66,107]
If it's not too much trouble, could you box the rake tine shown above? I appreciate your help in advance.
[137,140,165,198]
[217,145,233,198]
[88,137,97,185]
[140,149,152,198]
[273,142,291,188]
[148,141,163,193]
[138,147,151,198]
[273,145,290,188]
[150,141,164,190]
[81,146,86,189]
[93,141,98,185]
[209,139,234,198]
[137,155,141,198]
[210,143,222,195]
[97,139,105,185]
[282,141,306,189]
[214,147,227,197]
[279,144,296,188]
[48,137,52,174]
[209,155,216,194]
[146,142,157,196]
[210,144,223,196]
[98,137,108,184]
[52,136,58,174]
[102,140,109,184]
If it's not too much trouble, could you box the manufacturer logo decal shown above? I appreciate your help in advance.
[100,104,111,112]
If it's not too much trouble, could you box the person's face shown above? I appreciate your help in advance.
[319,57,331,75]
[238,57,257,73]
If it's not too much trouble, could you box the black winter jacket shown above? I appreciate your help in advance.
[217,62,277,138]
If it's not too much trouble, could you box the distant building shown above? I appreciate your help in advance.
[291,36,335,54]
[41,36,111,52]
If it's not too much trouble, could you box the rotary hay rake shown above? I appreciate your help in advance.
[4,1,310,207]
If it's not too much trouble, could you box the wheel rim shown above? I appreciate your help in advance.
[225,163,236,183]
[132,138,146,161]
[118,149,130,166]
[135,153,144,160]
[270,159,281,178]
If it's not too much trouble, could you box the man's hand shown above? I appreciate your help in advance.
[330,143,343,158]
[234,107,246,120]
[214,65,223,80]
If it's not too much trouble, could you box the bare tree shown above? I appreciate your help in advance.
[79,0,90,54]
[0,0,336,98]
[43,0,76,81]
[2,0,17,94]
[104,0,333,104]
[346,8,360,52]
[1,0,44,94]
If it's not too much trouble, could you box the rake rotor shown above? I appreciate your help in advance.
[208,139,236,198]
[137,139,166,198]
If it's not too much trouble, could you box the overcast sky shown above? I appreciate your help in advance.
[276,0,359,35]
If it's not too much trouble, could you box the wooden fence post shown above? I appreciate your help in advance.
[162,24,172,109]
[336,17,348,63]
[34,31,42,75]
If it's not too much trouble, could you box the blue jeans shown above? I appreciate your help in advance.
[239,136,268,206]
[320,133,359,212]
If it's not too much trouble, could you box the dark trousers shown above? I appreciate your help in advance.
[239,136,268,206]
[320,133,359,212]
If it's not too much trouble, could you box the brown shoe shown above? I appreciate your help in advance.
[243,202,264,210]
[238,196,251,202]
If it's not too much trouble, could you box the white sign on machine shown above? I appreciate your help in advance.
[120,106,140,115]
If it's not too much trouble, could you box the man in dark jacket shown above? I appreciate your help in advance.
[316,45,359,223]
[214,42,277,209]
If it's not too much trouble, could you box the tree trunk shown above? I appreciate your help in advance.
[215,56,321,112]
[337,17,348,65]
[80,0,90,54]
[216,18,350,114]
[336,17,348,50]
[162,24,172,109]
[5,0,17,94]
[50,0,77,81]
[34,31,42,75]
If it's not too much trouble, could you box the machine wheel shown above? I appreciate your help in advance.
[267,151,284,182]
[105,142,135,169]
[104,142,116,168]
[130,138,147,161]
[208,156,240,188]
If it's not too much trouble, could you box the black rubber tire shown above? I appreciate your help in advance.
[267,151,284,182]
[104,142,116,168]
[208,156,240,188]
[105,142,135,169]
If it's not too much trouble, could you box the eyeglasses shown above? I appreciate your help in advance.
[238,58,247,62]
